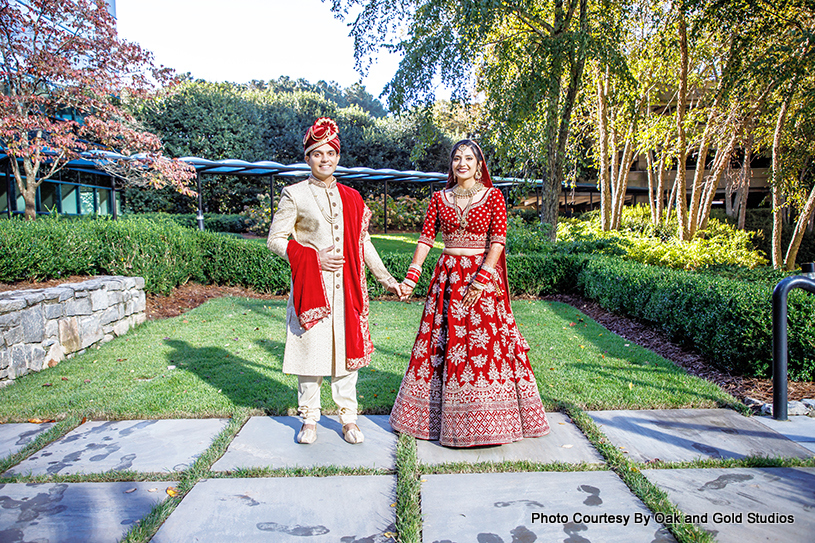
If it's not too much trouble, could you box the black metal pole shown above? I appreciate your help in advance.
[383,179,388,234]
[111,178,118,220]
[269,176,275,222]
[772,274,815,420]
[196,173,204,231]
[5,159,11,219]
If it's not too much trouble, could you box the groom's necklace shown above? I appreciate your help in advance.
[308,176,337,224]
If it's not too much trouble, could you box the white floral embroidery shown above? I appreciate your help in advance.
[472,354,488,368]
[420,320,431,334]
[455,325,468,338]
[451,300,468,321]
[460,364,475,382]
[470,311,482,327]
[438,271,448,284]
[412,339,428,359]
[435,312,444,325]
[493,342,503,358]
[490,322,498,334]
[488,361,500,381]
[449,271,460,284]
[481,297,496,316]
[417,360,431,379]
[469,327,490,350]
[461,256,473,269]
[446,256,456,267]
[458,285,469,297]
[430,354,443,367]
[449,344,467,365]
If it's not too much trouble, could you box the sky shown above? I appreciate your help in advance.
[114,0,403,100]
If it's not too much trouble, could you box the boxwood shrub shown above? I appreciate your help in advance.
[577,256,815,380]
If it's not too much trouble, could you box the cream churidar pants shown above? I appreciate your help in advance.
[297,372,358,425]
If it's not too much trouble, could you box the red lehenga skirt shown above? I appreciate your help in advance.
[390,253,550,447]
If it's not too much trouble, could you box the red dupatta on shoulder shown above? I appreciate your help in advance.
[337,184,374,370]
[285,183,374,371]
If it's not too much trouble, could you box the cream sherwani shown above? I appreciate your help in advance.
[267,177,395,379]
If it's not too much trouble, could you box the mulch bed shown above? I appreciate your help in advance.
[3,276,813,404]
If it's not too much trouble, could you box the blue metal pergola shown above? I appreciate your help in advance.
[4,150,553,231]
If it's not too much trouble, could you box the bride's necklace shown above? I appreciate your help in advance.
[452,181,484,198]
[451,182,484,229]
[308,175,337,224]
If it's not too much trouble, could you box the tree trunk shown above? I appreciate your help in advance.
[698,128,740,231]
[771,91,792,268]
[596,69,612,231]
[784,182,815,270]
[646,149,657,224]
[675,7,690,240]
[540,0,588,238]
[735,127,753,230]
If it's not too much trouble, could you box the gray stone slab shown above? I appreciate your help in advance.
[4,419,228,476]
[152,475,396,542]
[0,480,176,543]
[211,415,396,471]
[416,411,604,466]
[422,471,676,542]
[588,408,813,463]
[643,467,815,543]
[0,422,54,457]
[753,415,815,452]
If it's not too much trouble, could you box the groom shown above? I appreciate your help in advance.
[267,117,401,444]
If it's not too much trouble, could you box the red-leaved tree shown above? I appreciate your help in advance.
[0,0,196,219]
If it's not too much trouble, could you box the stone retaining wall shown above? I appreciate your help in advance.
[0,276,146,383]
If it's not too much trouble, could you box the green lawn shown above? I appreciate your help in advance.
[0,297,736,422]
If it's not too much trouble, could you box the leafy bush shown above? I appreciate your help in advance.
[577,255,815,380]
[505,216,554,254]
[199,231,290,293]
[120,212,252,233]
[557,205,768,270]
[242,193,274,235]
[365,194,428,231]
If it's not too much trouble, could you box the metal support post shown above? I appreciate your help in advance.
[771,270,815,420]
[383,179,388,234]
[196,173,204,231]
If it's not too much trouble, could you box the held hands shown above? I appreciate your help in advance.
[318,245,344,272]
[398,283,414,301]
[387,282,403,299]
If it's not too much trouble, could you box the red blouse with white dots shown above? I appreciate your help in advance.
[418,187,508,250]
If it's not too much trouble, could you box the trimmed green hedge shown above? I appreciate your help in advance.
[3,217,813,380]
[577,256,815,380]
[120,212,252,233]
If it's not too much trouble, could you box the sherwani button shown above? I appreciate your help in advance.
[336,284,341,289]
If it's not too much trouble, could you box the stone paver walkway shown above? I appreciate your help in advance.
[0,411,812,542]
[212,415,396,471]
[5,419,229,476]
[0,421,54,457]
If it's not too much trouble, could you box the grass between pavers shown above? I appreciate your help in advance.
[0,296,749,542]
[0,299,738,421]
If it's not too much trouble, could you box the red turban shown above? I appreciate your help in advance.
[303,117,341,155]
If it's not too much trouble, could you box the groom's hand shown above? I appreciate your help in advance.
[318,245,344,272]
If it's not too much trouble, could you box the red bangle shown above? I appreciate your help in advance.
[475,268,492,284]
[405,268,421,284]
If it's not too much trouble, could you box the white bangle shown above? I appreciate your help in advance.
[403,278,417,288]
[470,280,486,291]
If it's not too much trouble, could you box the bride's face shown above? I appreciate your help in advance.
[452,146,479,184]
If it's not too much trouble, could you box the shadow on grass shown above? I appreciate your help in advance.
[163,339,294,415]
